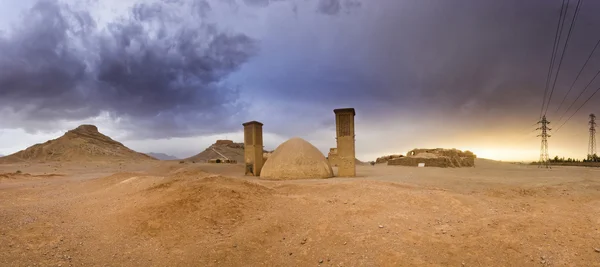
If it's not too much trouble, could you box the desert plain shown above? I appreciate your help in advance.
[1,159,599,267]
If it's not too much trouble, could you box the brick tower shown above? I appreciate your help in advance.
[334,108,356,177]
[243,121,264,176]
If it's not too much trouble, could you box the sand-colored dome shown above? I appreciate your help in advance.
[260,137,333,180]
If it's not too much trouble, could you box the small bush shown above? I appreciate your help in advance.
[179,161,185,164]
[15,170,22,174]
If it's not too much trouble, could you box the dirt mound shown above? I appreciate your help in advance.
[130,176,274,238]
[0,125,156,163]
[0,171,64,181]
[184,140,246,163]
[0,172,25,180]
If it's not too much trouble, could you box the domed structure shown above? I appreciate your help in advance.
[260,137,333,180]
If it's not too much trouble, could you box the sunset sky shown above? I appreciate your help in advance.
[1,0,600,162]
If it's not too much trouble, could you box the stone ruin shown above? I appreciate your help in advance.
[327,148,340,166]
[375,154,404,164]
[215,139,235,146]
[388,148,476,168]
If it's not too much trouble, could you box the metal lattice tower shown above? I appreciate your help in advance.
[537,115,551,168]
[589,114,597,160]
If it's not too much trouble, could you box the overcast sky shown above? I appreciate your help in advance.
[1,0,600,161]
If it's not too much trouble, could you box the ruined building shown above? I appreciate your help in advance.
[327,148,340,166]
[375,154,404,164]
[388,148,476,168]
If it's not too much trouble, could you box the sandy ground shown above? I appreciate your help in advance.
[1,159,599,267]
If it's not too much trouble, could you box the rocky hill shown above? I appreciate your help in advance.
[184,140,245,163]
[0,125,156,163]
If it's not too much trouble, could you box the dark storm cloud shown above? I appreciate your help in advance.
[0,1,96,120]
[244,0,600,126]
[242,0,271,7]
[387,0,600,119]
[316,0,341,15]
[93,1,255,135]
[0,0,256,137]
[234,0,359,15]
[315,0,360,15]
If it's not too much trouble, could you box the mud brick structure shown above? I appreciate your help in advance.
[334,108,356,177]
[388,148,476,168]
[327,148,340,166]
[243,121,264,176]
[260,137,333,180]
[375,154,404,164]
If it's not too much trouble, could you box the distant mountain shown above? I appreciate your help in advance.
[0,125,156,163]
[146,152,179,161]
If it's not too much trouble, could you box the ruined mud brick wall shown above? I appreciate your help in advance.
[375,154,404,164]
[407,148,475,159]
[390,148,476,168]
[388,157,454,167]
[328,148,340,166]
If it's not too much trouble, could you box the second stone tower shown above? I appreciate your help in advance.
[334,108,356,177]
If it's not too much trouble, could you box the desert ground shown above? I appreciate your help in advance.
[1,159,599,267]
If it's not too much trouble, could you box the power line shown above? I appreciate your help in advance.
[556,67,600,124]
[544,0,583,116]
[543,0,570,116]
[520,121,540,133]
[554,37,600,115]
[555,85,600,133]
[540,0,569,119]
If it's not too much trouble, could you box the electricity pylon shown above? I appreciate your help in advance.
[537,115,551,168]
[589,114,597,160]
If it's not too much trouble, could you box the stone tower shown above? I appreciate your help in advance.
[243,121,264,176]
[334,108,356,177]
